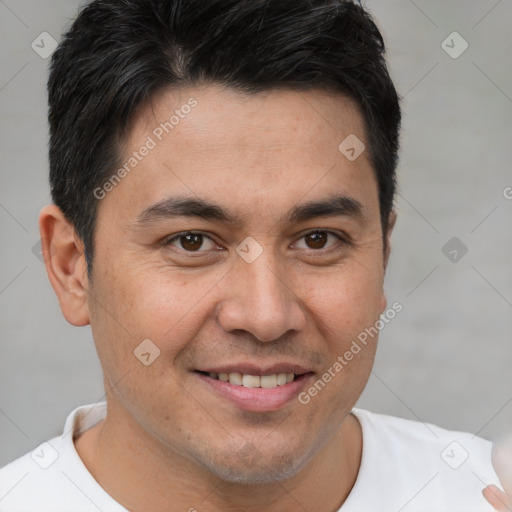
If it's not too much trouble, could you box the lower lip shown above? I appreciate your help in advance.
[195,372,314,412]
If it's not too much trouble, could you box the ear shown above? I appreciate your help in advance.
[383,210,397,270]
[38,204,90,326]
[380,210,397,314]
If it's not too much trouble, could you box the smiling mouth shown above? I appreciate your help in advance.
[196,370,307,389]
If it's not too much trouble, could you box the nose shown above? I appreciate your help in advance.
[216,251,307,342]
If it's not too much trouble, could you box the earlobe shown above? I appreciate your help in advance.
[38,204,90,327]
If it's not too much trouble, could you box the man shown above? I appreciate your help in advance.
[0,0,509,510]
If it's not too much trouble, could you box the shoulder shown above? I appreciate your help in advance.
[0,436,71,511]
[353,407,494,466]
[0,403,125,512]
[346,408,500,511]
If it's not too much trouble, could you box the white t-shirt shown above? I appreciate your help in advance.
[0,403,501,511]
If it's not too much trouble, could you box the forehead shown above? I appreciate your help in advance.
[101,84,378,227]
[131,84,367,154]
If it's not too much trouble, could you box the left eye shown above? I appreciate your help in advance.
[293,230,343,251]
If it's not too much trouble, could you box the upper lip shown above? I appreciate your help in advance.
[195,363,313,376]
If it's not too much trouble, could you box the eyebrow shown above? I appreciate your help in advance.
[135,193,365,227]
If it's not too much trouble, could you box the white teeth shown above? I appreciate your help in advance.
[204,371,297,388]
[229,372,243,386]
[242,375,261,388]
[260,375,278,388]
[202,370,300,388]
[276,373,287,386]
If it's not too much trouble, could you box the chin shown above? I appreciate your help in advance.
[199,441,314,485]
[208,460,305,485]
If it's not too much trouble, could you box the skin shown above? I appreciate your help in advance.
[39,84,396,511]
[484,486,512,511]
[484,437,512,511]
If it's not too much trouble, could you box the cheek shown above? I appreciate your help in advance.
[95,265,227,354]
[89,241,385,372]
[300,261,385,334]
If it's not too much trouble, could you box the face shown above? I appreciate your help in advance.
[86,85,391,483]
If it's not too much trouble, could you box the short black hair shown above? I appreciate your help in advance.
[48,0,401,278]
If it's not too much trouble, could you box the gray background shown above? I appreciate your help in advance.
[1,0,511,467]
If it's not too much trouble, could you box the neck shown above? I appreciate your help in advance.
[74,402,362,512]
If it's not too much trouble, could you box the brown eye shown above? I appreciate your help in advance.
[294,230,345,251]
[165,232,217,252]
[180,233,203,251]
[304,231,328,249]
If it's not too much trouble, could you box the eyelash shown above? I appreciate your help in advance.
[162,229,350,254]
